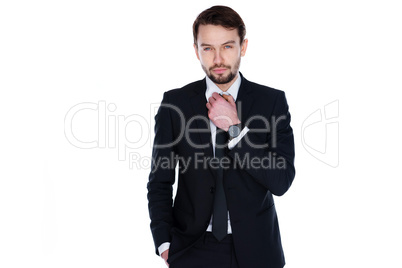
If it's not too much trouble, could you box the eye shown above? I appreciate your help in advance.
[224,45,232,49]
[203,47,211,51]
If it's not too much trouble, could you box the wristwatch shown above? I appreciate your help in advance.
[228,123,242,140]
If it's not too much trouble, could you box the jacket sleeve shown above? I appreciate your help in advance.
[147,92,177,255]
[228,91,295,196]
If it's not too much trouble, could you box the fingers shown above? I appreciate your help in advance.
[209,92,230,103]
[208,92,219,103]
[207,92,234,110]
[161,250,169,267]
[211,92,220,99]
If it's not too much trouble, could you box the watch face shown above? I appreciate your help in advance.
[229,125,241,138]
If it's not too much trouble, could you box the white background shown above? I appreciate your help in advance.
[1,0,401,267]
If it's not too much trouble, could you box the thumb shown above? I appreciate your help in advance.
[226,94,236,106]
[221,94,235,105]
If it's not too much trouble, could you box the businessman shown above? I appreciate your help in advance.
[147,5,295,268]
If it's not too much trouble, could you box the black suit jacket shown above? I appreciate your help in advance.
[147,73,295,268]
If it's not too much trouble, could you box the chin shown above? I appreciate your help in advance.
[210,73,235,84]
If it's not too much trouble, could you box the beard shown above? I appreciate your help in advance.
[202,57,241,84]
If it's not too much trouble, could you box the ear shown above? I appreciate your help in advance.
[240,39,248,57]
[193,43,200,60]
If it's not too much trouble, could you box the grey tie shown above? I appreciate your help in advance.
[212,128,228,241]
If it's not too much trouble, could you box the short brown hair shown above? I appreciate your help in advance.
[193,5,246,46]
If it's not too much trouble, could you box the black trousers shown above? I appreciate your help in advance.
[170,232,240,268]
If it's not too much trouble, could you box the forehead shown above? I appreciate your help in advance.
[197,24,240,45]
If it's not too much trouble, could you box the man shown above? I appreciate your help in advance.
[147,5,295,268]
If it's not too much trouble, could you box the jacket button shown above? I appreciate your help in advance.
[210,187,215,193]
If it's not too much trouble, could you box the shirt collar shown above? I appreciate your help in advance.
[205,73,241,101]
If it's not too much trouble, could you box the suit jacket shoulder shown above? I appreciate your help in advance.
[163,78,206,102]
[241,77,286,102]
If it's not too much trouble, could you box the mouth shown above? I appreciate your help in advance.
[212,68,228,74]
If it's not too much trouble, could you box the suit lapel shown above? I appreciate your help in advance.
[236,73,254,126]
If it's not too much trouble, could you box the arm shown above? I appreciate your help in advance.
[228,91,295,196]
[147,92,177,255]
[206,91,295,196]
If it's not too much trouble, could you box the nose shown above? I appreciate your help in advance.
[213,51,223,65]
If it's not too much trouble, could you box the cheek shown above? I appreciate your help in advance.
[226,50,241,61]
[199,53,213,65]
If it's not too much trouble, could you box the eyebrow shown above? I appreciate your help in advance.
[200,40,236,47]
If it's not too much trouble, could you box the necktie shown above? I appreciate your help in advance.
[212,128,228,241]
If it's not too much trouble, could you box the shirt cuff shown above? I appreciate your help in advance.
[228,126,249,150]
[158,242,170,256]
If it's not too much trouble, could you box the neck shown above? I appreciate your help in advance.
[215,73,239,92]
